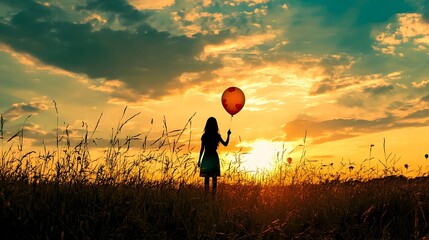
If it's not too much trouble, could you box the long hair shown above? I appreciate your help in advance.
[202,117,219,149]
[204,117,219,134]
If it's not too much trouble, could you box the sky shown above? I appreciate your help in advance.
[1,0,429,173]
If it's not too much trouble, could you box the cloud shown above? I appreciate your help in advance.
[128,0,175,10]
[363,83,394,96]
[404,109,429,119]
[78,0,150,26]
[201,32,277,59]
[309,75,362,96]
[373,13,429,55]
[3,122,96,148]
[0,0,223,100]
[21,122,168,151]
[387,100,414,111]
[1,0,427,107]
[310,68,405,104]
[2,99,49,121]
[336,93,364,108]
[412,80,429,88]
[16,122,55,145]
[421,94,429,102]
[283,111,429,144]
[307,54,369,96]
[271,0,416,56]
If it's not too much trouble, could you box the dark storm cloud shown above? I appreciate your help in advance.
[0,0,222,100]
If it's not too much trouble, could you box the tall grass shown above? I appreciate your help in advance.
[1,105,429,239]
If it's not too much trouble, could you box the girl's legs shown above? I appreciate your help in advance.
[204,177,210,192]
[212,176,217,194]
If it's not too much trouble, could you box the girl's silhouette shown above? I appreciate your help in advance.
[198,117,231,194]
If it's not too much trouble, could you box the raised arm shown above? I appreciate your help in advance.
[219,130,231,146]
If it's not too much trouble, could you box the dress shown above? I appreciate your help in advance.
[200,133,221,177]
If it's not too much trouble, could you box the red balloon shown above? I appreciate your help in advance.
[221,87,245,116]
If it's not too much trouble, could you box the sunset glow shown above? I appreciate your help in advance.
[238,140,281,172]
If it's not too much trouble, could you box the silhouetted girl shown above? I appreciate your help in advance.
[198,117,231,194]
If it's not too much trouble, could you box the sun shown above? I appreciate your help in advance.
[239,140,283,172]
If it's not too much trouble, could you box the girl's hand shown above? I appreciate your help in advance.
[227,129,231,135]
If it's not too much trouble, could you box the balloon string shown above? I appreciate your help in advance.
[229,115,233,130]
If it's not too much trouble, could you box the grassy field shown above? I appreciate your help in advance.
[2,175,429,239]
[1,110,429,239]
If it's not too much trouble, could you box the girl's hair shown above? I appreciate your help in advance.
[204,117,219,134]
